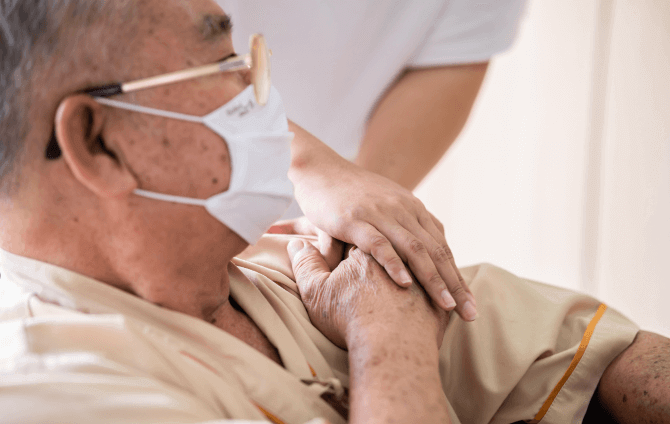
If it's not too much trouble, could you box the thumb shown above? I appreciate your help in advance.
[287,239,331,291]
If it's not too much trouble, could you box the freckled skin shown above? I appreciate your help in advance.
[3,1,670,422]
[584,331,670,423]
[7,0,248,321]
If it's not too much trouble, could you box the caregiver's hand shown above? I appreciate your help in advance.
[288,122,477,321]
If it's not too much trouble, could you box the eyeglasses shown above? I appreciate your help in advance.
[46,33,271,159]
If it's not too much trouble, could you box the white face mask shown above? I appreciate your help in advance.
[95,85,295,245]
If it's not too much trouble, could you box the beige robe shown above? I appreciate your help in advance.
[0,234,638,423]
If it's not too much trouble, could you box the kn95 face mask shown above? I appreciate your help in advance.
[95,85,295,245]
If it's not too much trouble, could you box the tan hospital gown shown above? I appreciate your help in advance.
[0,235,638,423]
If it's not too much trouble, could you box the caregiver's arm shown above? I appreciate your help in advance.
[288,240,451,424]
[356,63,489,191]
[288,123,477,321]
[287,65,486,322]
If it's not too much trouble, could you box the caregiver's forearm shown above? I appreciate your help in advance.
[356,63,488,191]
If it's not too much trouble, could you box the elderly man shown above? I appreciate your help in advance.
[0,1,668,424]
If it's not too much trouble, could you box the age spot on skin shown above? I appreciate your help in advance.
[162,138,170,147]
[212,178,218,185]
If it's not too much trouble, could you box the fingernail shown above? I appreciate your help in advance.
[287,239,305,259]
[462,301,478,322]
[441,290,456,310]
[400,269,413,286]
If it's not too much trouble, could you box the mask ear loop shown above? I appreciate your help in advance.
[133,189,209,206]
[94,98,205,123]
[94,98,211,206]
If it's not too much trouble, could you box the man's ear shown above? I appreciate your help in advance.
[55,94,137,198]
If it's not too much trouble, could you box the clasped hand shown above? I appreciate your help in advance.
[282,122,478,322]
[287,240,448,350]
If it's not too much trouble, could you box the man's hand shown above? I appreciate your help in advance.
[287,239,448,349]
[287,239,452,424]
[288,122,477,321]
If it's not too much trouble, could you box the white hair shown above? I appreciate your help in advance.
[0,0,135,191]
[0,0,19,46]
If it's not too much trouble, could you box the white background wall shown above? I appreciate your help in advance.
[416,0,670,337]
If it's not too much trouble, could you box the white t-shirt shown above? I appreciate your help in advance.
[218,0,526,161]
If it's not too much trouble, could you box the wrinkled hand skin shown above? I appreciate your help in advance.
[288,240,453,423]
[287,121,478,322]
[288,240,448,350]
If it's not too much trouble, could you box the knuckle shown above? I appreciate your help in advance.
[409,239,427,255]
[432,245,454,264]
[457,272,466,284]
[411,195,425,210]
[427,273,445,288]
[385,255,405,271]
[399,197,418,213]
[368,235,391,255]
[333,213,349,232]
[347,205,368,221]
[448,284,466,297]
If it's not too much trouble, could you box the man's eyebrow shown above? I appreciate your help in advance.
[199,13,233,40]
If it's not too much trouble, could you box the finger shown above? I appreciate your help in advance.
[287,239,332,298]
[418,212,475,305]
[377,223,458,312]
[397,216,476,321]
[317,229,344,271]
[349,222,414,288]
